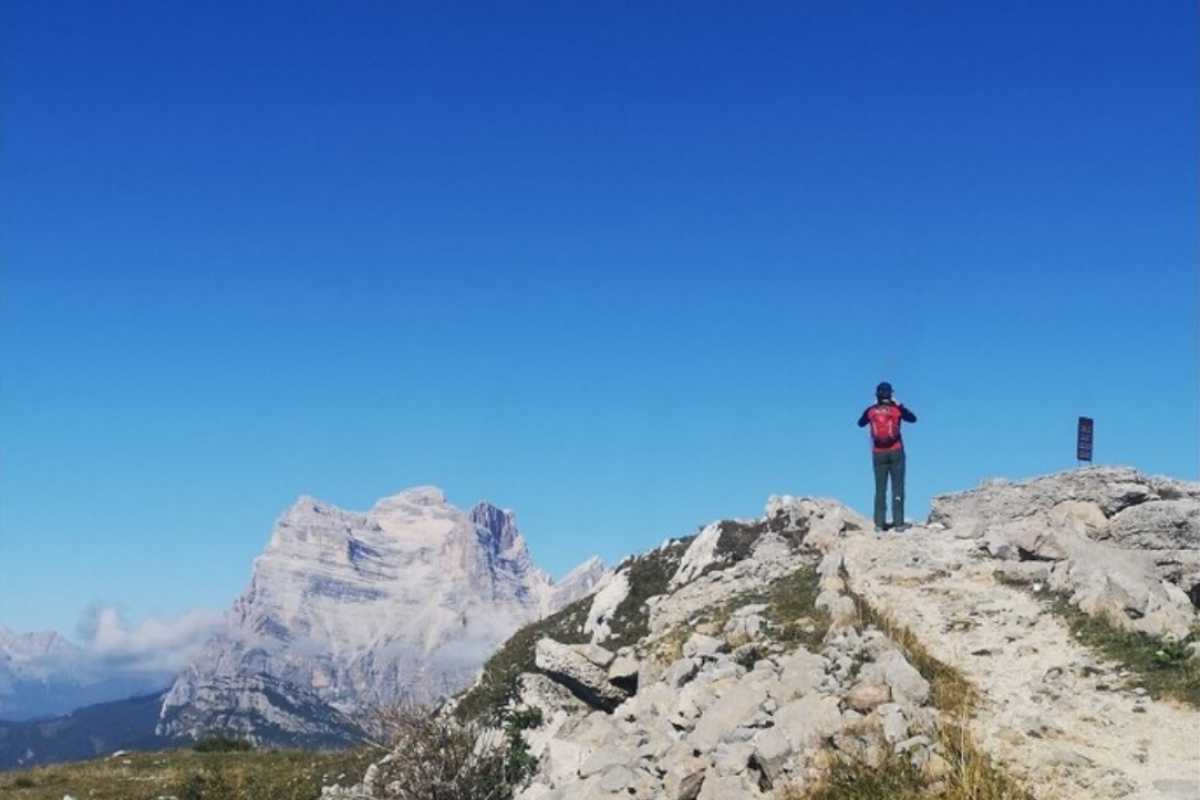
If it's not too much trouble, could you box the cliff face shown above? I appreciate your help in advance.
[158,487,606,745]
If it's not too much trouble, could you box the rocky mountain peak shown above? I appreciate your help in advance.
[158,487,608,746]
[371,485,448,513]
[470,501,522,555]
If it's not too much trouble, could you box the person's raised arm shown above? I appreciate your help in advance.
[899,404,917,423]
[857,408,870,427]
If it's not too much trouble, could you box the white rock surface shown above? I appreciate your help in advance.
[842,520,1200,800]
[158,487,606,744]
[331,468,1199,800]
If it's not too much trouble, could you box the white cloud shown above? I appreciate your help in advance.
[74,604,224,676]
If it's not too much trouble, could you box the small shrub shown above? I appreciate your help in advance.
[602,538,694,650]
[13,776,36,788]
[176,768,234,800]
[193,734,254,753]
[765,567,828,650]
[501,705,543,783]
[371,704,538,799]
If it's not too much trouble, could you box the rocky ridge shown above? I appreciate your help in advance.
[325,467,1199,800]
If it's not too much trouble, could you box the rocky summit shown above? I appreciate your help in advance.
[157,487,607,747]
[324,467,1199,800]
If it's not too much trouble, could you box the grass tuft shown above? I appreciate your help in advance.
[993,572,1200,708]
[780,750,927,800]
[851,591,978,713]
[802,587,1036,800]
[1046,596,1199,707]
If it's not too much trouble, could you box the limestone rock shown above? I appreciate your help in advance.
[845,681,891,712]
[689,682,770,753]
[683,634,724,660]
[1106,500,1200,550]
[535,639,629,711]
[607,653,640,694]
[772,695,842,752]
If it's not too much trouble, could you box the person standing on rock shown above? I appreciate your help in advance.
[857,382,917,531]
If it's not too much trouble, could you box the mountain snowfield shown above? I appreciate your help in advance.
[156,487,607,745]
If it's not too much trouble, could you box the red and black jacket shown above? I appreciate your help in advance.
[857,401,917,453]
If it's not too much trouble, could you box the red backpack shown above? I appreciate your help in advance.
[868,404,901,449]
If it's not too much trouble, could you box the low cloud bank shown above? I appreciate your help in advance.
[5,605,223,684]
[0,606,225,720]
[75,604,225,677]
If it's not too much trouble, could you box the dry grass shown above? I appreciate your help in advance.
[0,746,376,800]
[647,623,692,667]
[852,593,978,714]
[367,704,539,799]
[777,588,1034,800]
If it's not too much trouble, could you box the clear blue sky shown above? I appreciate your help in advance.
[3,2,1196,638]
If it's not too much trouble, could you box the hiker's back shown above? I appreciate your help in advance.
[866,403,903,450]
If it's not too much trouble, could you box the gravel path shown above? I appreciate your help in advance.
[843,527,1200,800]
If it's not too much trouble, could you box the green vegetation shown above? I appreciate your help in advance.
[850,590,977,712]
[453,593,592,723]
[704,520,766,574]
[1047,596,1200,707]
[500,706,543,782]
[685,564,829,653]
[193,734,254,753]
[0,746,376,800]
[784,751,928,800]
[993,571,1200,707]
[454,537,693,723]
[369,704,539,799]
[699,516,813,582]
[603,539,693,650]
[762,565,828,650]
[816,589,1034,800]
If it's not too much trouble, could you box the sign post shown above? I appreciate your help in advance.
[1076,417,1094,465]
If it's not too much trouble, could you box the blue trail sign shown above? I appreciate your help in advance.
[1077,417,1094,463]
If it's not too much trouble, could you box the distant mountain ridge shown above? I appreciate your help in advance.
[0,691,168,770]
[156,487,607,745]
[0,626,166,723]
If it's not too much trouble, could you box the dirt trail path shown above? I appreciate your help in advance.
[842,527,1200,800]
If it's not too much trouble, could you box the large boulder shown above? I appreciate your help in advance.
[1048,547,1196,639]
[688,682,771,753]
[1105,500,1200,551]
[534,639,629,711]
[978,515,1196,638]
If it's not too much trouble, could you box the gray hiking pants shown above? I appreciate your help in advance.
[873,449,906,529]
